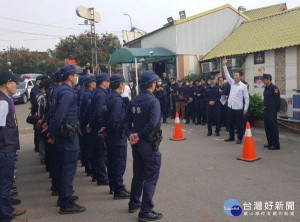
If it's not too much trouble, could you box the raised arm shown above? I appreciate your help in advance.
[222,58,233,85]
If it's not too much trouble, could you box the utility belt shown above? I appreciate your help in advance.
[147,129,163,151]
[59,123,79,141]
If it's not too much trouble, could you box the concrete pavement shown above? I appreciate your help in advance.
[15,103,300,222]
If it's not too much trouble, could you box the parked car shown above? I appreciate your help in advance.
[20,73,43,80]
[13,79,34,104]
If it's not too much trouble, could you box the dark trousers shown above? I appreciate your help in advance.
[160,100,169,122]
[185,102,195,123]
[207,102,220,133]
[92,131,108,182]
[50,143,60,192]
[169,94,176,118]
[129,140,161,217]
[106,141,127,193]
[0,152,15,222]
[220,103,227,127]
[34,125,39,151]
[79,127,86,168]
[195,99,206,124]
[58,149,79,207]
[228,108,244,140]
[264,107,280,148]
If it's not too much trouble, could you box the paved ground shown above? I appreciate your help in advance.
[14,103,300,222]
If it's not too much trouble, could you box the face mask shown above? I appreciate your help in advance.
[157,82,162,86]
[73,76,79,86]
[129,82,133,87]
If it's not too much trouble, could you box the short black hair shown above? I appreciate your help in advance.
[140,82,155,91]
[234,70,243,76]
[218,77,224,81]
[110,82,122,90]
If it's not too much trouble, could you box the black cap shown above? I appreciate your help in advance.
[262,73,272,80]
[0,70,18,85]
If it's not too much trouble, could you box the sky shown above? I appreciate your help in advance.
[0,0,299,52]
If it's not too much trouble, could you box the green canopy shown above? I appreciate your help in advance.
[108,48,175,65]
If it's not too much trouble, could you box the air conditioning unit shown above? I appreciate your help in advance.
[227,58,238,69]
[201,62,215,73]
[279,95,293,118]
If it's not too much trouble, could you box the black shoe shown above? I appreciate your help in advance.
[10,198,21,206]
[109,189,114,195]
[129,206,141,213]
[207,132,212,136]
[216,132,220,136]
[59,203,86,214]
[264,143,272,148]
[52,191,59,196]
[91,177,97,182]
[11,190,18,197]
[114,189,130,200]
[224,138,235,142]
[268,146,280,150]
[236,139,242,144]
[97,180,109,186]
[138,211,163,222]
[57,196,79,206]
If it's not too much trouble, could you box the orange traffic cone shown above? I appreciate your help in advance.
[170,112,186,141]
[237,122,261,162]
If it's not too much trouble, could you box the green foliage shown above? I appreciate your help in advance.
[54,32,121,71]
[182,73,205,85]
[0,48,64,75]
[248,93,264,122]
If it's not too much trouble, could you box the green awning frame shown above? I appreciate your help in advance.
[108,48,175,65]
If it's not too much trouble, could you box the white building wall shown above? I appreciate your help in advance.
[141,26,177,53]
[244,50,275,95]
[176,8,246,56]
[285,46,298,95]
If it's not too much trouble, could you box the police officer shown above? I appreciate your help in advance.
[205,76,221,136]
[102,74,130,199]
[89,74,110,186]
[48,65,86,214]
[263,74,281,150]
[79,76,96,177]
[195,79,206,125]
[154,78,170,124]
[185,80,196,124]
[0,71,28,222]
[124,70,163,222]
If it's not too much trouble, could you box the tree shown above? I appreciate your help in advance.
[54,32,121,72]
[0,48,64,75]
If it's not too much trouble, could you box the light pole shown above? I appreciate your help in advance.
[124,14,133,31]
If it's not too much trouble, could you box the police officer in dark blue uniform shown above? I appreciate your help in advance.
[89,74,110,186]
[185,80,196,124]
[124,70,163,222]
[205,76,221,136]
[76,76,88,106]
[195,79,206,125]
[262,74,281,150]
[102,74,130,199]
[79,76,96,177]
[154,79,170,124]
[0,70,28,222]
[48,65,86,214]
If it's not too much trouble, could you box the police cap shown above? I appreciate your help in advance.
[0,70,17,85]
[110,74,125,84]
[263,73,272,80]
[140,71,159,84]
[60,65,78,78]
[85,76,96,84]
[96,73,110,83]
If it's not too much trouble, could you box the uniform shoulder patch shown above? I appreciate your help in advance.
[274,88,279,94]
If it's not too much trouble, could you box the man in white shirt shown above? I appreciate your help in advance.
[222,58,249,144]
[121,84,132,104]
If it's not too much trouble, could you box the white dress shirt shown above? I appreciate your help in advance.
[223,66,249,111]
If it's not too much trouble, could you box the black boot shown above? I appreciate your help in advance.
[59,202,86,214]
[97,180,109,186]
[114,188,130,200]
[10,198,21,206]
[138,211,163,222]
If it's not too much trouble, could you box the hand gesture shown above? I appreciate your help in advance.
[129,133,139,145]
[222,57,227,66]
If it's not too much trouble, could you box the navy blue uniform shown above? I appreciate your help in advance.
[205,84,221,134]
[49,83,80,207]
[79,88,94,175]
[154,84,170,123]
[185,85,196,124]
[104,91,127,194]
[195,85,206,125]
[124,90,162,217]
[0,91,19,222]
[263,83,281,148]
[89,86,109,183]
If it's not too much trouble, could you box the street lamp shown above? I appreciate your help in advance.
[124,14,133,31]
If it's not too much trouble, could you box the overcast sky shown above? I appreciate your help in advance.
[0,0,298,52]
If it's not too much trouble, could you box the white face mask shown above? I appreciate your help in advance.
[73,76,79,86]
[157,82,162,86]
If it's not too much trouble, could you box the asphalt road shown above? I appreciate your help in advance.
[15,103,300,222]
